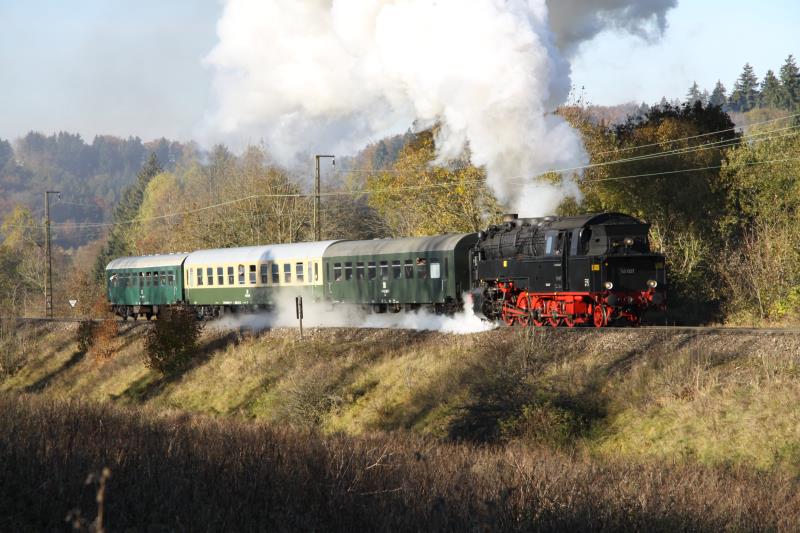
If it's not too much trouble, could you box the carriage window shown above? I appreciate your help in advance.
[284,263,292,283]
[296,262,304,282]
[314,262,319,281]
[392,260,401,279]
[168,273,175,286]
[404,260,413,279]
[261,264,269,284]
[344,262,353,281]
[217,267,224,285]
[272,263,280,284]
[334,263,342,281]
[153,272,159,286]
[380,261,389,280]
[228,266,234,285]
[140,272,145,288]
[238,265,245,285]
[207,267,214,286]
[196,269,203,286]
[416,258,428,279]
[356,262,365,280]
[249,264,256,284]
[430,260,441,279]
[161,271,167,286]
[367,261,376,280]
[145,272,151,287]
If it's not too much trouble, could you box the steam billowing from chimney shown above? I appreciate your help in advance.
[204,0,676,217]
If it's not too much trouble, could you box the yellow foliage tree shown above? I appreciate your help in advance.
[366,129,502,236]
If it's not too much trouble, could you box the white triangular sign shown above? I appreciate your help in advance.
[68,299,78,308]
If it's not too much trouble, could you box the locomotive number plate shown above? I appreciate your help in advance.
[619,268,635,274]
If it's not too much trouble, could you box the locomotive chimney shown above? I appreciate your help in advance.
[502,213,519,223]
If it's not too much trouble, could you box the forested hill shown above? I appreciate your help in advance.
[0,132,193,248]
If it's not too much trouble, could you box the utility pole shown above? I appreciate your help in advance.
[44,190,61,318]
[314,155,335,241]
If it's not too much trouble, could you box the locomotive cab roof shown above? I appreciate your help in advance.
[520,212,646,231]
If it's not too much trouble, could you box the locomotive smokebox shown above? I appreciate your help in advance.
[502,213,519,223]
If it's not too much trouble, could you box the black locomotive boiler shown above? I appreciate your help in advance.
[471,212,666,327]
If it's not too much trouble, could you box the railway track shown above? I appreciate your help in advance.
[7,316,800,335]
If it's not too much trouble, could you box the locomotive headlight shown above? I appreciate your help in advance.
[624,237,634,246]
[604,281,614,290]
[647,279,658,288]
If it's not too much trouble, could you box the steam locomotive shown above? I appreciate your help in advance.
[471,212,666,327]
[106,212,666,327]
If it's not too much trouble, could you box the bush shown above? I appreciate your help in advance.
[75,320,96,353]
[144,306,202,374]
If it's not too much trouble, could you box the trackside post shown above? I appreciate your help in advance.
[296,296,304,340]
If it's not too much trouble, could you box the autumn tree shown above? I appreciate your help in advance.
[366,129,502,237]
[93,153,162,280]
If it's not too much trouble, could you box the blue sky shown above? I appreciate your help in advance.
[0,1,797,144]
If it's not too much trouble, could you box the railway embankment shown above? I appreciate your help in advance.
[3,322,800,469]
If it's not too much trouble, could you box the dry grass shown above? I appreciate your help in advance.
[3,323,800,472]
[2,393,800,532]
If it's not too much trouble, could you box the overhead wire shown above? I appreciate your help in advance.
[4,117,799,231]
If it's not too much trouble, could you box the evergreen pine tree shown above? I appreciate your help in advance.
[729,63,760,112]
[709,80,727,108]
[779,54,800,110]
[685,81,702,105]
[93,153,163,281]
[760,69,782,108]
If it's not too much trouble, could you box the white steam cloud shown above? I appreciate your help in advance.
[205,0,675,217]
[210,293,495,335]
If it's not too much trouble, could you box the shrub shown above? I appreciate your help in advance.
[75,320,96,353]
[144,306,202,374]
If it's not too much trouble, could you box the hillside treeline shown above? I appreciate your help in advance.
[0,131,194,248]
[1,56,799,324]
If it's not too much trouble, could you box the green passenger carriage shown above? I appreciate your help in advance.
[182,241,338,317]
[322,234,477,313]
[106,253,189,319]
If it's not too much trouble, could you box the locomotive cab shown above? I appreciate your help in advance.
[472,212,666,327]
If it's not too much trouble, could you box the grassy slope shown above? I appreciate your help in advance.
[3,322,800,470]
